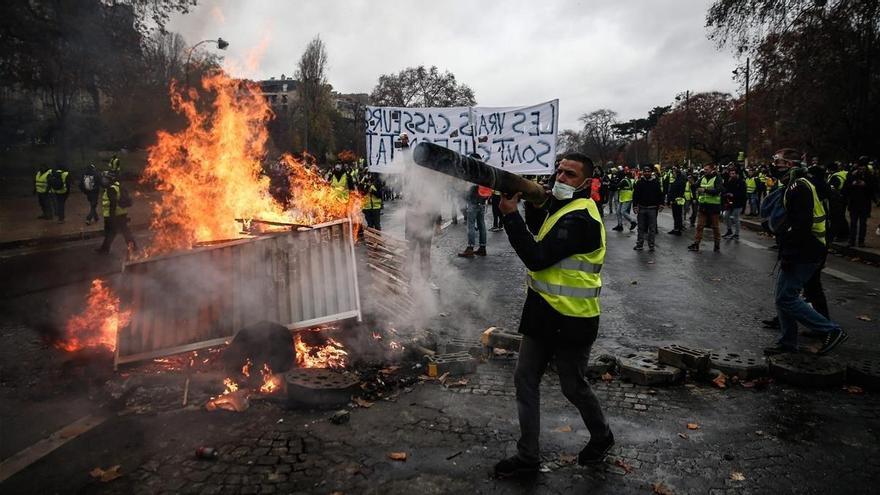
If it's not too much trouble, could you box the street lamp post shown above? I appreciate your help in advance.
[184,37,229,88]
[733,58,750,167]
[676,90,692,167]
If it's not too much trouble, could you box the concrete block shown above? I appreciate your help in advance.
[481,327,522,353]
[768,353,846,387]
[709,351,768,380]
[586,353,616,377]
[618,352,683,386]
[439,336,483,358]
[846,359,880,391]
[427,351,478,376]
[658,344,711,371]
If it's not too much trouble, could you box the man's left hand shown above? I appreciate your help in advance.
[499,192,521,215]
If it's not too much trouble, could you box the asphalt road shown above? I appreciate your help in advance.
[0,201,878,494]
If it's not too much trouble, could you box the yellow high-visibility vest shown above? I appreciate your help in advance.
[330,174,349,201]
[101,183,127,217]
[363,185,382,210]
[49,170,69,194]
[698,176,721,205]
[618,178,634,202]
[35,170,50,193]
[745,177,757,194]
[526,198,605,318]
[784,178,827,246]
[684,181,693,201]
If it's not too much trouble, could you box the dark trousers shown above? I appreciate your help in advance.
[829,200,849,240]
[490,195,502,229]
[85,193,100,223]
[804,266,829,319]
[514,334,611,463]
[363,209,381,230]
[636,207,658,247]
[37,192,52,218]
[52,193,68,220]
[671,203,684,231]
[99,215,136,252]
[849,209,868,244]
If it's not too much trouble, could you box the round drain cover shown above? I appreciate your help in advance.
[618,352,682,386]
[768,353,845,387]
[709,351,768,380]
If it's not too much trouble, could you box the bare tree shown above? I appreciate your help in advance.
[296,35,333,155]
[370,65,476,107]
[579,109,621,164]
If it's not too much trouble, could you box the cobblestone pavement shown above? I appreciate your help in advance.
[2,204,879,494]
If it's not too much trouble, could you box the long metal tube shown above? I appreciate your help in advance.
[411,142,548,204]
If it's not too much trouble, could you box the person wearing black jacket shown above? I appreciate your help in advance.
[667,167,687,235]
[632,165,664,251]
[493,152,613,478]
[763,149,847,356]
[841,158,877,247]
[722,168,747,240]
[688,163,725,252]
[79,163,101,225]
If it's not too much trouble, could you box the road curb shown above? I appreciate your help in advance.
[740,217,879,264]
[0,223,150,251]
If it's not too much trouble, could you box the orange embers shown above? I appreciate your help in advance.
[142,71,361,257]
[56,279,130,352]
[259,363,282,393]
[295,334,348,369]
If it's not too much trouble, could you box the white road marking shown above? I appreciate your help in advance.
[0,414,107,483]
[738,239,770,250]
[823,268,866,283]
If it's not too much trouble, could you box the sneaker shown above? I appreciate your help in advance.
[817,329,848,355]
[761,317,780,329]
[475,246,487,256]
[458,246,475,258]
[687,243,699,252]
[763,344,796,356]
[633,245,643,251]
[648,245,655,252]
[629,222,637,231]
[714,243,721,252]
[732,235,739,240]
[722,231,733,238]
[612,225,624,232]
[578,432,615,465]
[494,456,539,478]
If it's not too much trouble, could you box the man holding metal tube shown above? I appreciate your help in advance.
[493,152,614,478]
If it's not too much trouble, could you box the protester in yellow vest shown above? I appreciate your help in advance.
[612,170,637,231]
[34,163,53,220]
[360,173,383,230]
[493,152,613,478]
[108,154,121,175]
[687,163,724,252]
[95,173,137,256]
[329,164,352,202]
[47,165,71,223]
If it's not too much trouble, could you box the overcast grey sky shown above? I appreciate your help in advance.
[166,0,741,130]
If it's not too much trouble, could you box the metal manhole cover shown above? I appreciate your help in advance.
[618,352,682,386]
[846,359,880,390]
[709,351,768,380]
[285,368,360,409]
[768,353,845,387]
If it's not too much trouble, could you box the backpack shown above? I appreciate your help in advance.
[760,187,786,234]
[83,174,96,192]
[48,170,64,190]
[476,185,493,199]
[117,185,133,208]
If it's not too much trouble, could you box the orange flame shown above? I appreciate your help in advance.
[141,71,361,257]
[57,279,130,352]
[223,377,239,394]
[241,358,252,378]
[259,363,282,394]
[295,334,348,369]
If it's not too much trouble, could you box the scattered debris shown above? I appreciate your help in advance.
[686,423,700,430]
[330,410,351,425]
[857,315,873,322]
[678,433,689,440]
[444,378,469,388]
[651,482,674,495]
[710,277,721,282]
[205,389,249,412]
[741,377,773,389]
[730,471,746,481]
[614,459,635,474]
[558,453,578,465]
[195,447,219,460]
[353,397,374,408]
[553,425,572,433]
[844,385,865,395]
[388,452,407,462]
[601,372,614,382]
[712,372,728,389]
[631,280,638,285]
[89,465,122,482]
[445,451,462,461]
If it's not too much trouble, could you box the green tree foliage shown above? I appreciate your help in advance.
[370,66,476,107]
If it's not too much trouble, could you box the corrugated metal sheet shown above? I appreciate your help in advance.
[115,219,361,366]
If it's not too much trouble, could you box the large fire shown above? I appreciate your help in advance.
[295,334,348,369]
[56,279,130,352]
[142,71,360,257]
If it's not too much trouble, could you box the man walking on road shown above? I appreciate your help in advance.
[723,168,747,241]
[667,166,686,236]
[48,164,71,223]
[95,173,137,257]
[80,163,101,225]
[612,169,637,232]
[763,149,847,356]
[494,152,613,478]
[34,163,53,220]
[632,164,664,251]
[688,163,724,252]
[458,153,490,257]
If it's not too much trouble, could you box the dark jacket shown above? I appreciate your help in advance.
[725,177,747,209]
[697,174,724,213]
[841,171,877,213]
[778,179,826,264]
[502,189,601,346]
[667,174,686,202]
[632,177,664,207]
[465,185,489,205]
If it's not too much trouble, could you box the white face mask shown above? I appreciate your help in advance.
[551,177,588,200]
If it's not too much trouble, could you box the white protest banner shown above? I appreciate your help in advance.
[364,99,558,175]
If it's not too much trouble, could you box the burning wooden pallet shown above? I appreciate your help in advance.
[363,227,414,319]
